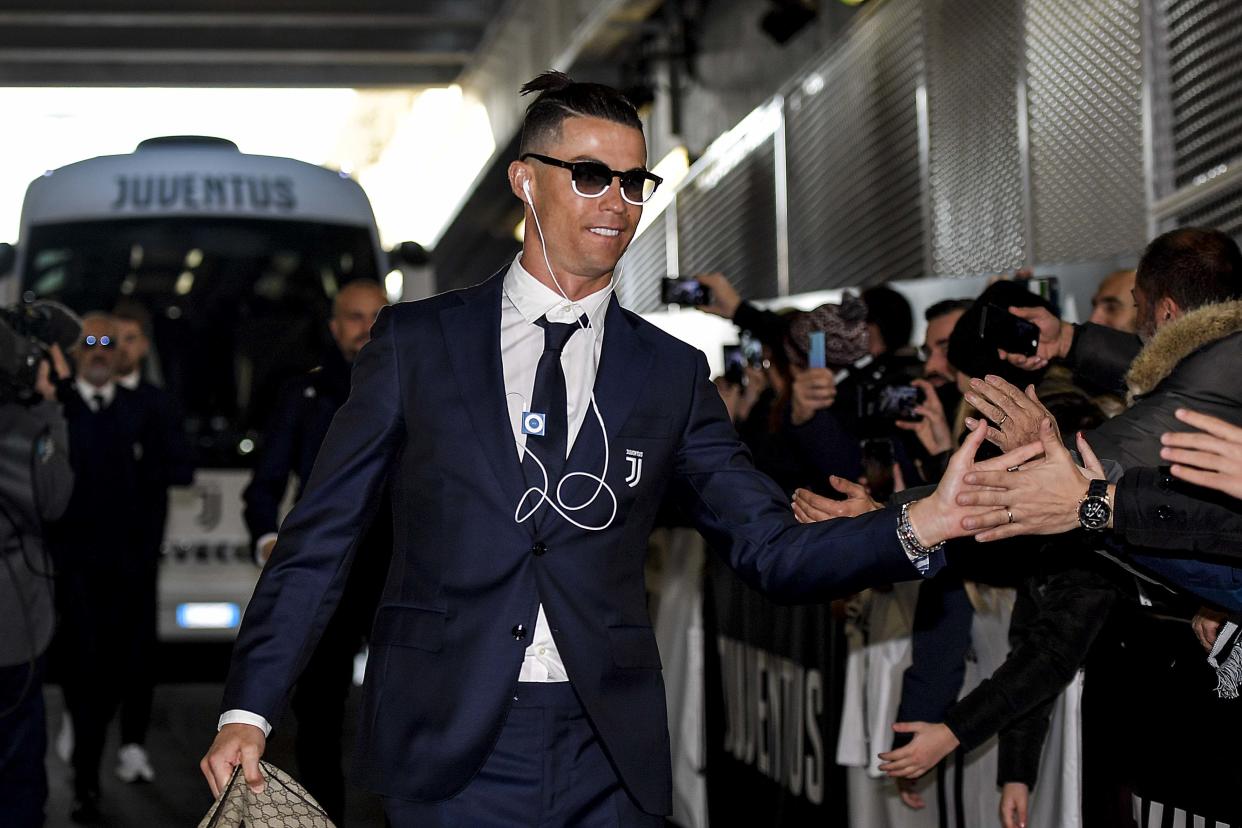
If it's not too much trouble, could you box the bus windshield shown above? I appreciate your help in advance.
[22,217,381,468]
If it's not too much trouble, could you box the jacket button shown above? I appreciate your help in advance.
[1155,505,1174,521]
[511,624,527,641]
[531,542,548,557]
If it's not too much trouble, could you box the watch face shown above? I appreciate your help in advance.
[1079,497,1111,530]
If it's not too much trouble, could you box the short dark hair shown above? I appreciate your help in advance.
[113,299,152,338]
[518,71,644,156]
[1135,227,1242,311]
[861,285,913,351]
[924,298,973,323]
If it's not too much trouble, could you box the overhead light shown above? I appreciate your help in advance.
[385,268,404,303]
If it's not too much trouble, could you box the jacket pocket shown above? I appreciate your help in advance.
[607,624,662,669]
[370,603,447,653]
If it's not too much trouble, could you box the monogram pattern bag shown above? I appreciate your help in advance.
[198,761,336,828]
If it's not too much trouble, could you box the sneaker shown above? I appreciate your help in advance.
[116,743,155,783]
[56,714,73,764]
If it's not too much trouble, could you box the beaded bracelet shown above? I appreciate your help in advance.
[898,501,944,560]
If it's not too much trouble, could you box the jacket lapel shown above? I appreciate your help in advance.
[439,270,533,531]
[562,296,655,487]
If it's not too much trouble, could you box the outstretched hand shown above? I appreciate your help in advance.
[956,422,1105,541]
[877,722,960,779]
[904,421,1012,546]
[963,375,1059,453]
[1162,408,1242,501]
[793,475,882,523]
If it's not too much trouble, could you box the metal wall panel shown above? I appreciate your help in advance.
[924,0,1027,275]
[1161,0,1242,189]
[783,0,926,292]
[1025,0,1146,261]
[1162,179,1242,237]
[617,211,668,314]
[676,136,779,302]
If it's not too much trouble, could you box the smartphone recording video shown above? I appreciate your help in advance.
[979,303,1039,356]
[661,277,712,306]
[858,383,924,423]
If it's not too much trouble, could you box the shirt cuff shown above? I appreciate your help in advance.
[218,710,272,737]
[253,533,278,566]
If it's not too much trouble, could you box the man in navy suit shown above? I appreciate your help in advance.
[203,71,1004,827]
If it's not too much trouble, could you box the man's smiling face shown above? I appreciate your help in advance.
[520,115,646,283]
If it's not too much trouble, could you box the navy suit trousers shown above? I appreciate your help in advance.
[382,683,662,828]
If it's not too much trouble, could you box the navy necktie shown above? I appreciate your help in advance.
[522,314,588,488]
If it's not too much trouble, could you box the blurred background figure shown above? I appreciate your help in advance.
[241,279,391,826]
[0,303,76,828]
[1088,269,1137,333]
[110,301,194,786]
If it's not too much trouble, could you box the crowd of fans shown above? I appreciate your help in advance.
[5,224,1241,827]
[696,227,1242,827]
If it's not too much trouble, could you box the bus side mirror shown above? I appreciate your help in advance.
[0,243,14,277]
[389,241,429,270]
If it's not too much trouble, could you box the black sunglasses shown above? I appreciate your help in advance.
[520,153,663,205]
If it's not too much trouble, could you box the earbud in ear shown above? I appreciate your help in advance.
[522,178,533,203]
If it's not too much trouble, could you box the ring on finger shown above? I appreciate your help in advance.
[1006,509,1014,524]
[996,414,1009,427]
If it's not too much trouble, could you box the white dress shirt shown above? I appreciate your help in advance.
[118,371,141,391]
[75,377,116,411]
[220,256,613,735]
[501,256,611,682]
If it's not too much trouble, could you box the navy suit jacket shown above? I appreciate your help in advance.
[221,270,941,814]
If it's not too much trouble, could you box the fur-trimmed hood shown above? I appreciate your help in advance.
[1126,299,1242,401]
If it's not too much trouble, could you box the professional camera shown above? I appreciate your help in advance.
[0,301,81,404]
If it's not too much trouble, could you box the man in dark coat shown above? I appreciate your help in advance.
[49,312,187,823]
[110,301,194,785]
[240,279,391,825]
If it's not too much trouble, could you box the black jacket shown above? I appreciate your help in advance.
[1077,300,1242,469]
[243,346,353,543]
[1113,465,1242,563]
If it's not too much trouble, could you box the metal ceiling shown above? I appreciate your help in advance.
[0,0,513,87]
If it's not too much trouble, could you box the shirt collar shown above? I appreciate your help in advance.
[75,376,116,406]
[118,371,141,390]
[503,254,612,330]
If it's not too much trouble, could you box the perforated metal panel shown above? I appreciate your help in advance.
[617,211,668,314]
[783,0,925,292]
[1160,0,1242,189]
[676,137,779,301]
[924,0,1026,275]
[1024,0,1146,261]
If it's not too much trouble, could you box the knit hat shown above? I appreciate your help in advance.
[783,294,871,370]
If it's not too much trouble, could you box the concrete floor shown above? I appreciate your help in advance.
[42,682,388,827]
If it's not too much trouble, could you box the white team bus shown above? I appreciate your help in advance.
[0,136,415,644]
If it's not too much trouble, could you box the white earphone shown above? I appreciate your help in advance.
[510,170,629,533]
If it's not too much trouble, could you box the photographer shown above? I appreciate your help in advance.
[1,306,76,828]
